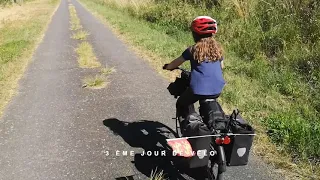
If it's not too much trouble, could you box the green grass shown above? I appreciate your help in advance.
[69,3,108,89]
[0,40,29,64]
[82,66,115,89]
[71,30,89,40]
[0,0,59,117]
[0,0,9,5]
[75,41,101,68]
[150,168,166,180]
[82,74,106,89]
[69,5,82,31]
[0,0,14,6]
[100,66,116,75]
[78,0,320,178]
[0,0,32,6]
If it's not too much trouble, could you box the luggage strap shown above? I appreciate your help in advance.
[167,133,257,141]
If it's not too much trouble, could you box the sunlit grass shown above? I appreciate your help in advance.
[100,66,116,75]
[150,168,166,180]
[69,5,82,30]
[82,74,106,89]
[75,41,101,68]
[0,0,59,117]
[82,66,116,89]
[72,30,89,40]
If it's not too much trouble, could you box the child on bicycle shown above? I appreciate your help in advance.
[163,16,225,129]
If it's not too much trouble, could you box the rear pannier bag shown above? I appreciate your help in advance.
[224,109,255,166]
[183,119,211,168]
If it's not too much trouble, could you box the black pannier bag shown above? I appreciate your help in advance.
[224,109,255,166]
[199,99,229,132]
[183,117,211,168]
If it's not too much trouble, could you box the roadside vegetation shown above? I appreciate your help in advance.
[0,0,9,5]
[78,0,320,178]
[0,0,58,117]
[0,0,25,6]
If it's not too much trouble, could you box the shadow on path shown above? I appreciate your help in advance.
[103,118,207,180]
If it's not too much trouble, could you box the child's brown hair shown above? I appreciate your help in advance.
[191,32,223,63]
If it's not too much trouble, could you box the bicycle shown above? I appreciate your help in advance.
[165,67,255,180]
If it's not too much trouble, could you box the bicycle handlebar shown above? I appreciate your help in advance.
[163,64,188,72]
[171,67,189,73]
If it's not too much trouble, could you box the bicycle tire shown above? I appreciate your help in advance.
[206,160,215,180]
[207,157,226,180]
[216,172,224,180]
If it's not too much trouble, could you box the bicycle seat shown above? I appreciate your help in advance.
[199,98,217,102]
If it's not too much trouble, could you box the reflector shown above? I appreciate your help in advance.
[223,136,231,145]
[215,138,223,145]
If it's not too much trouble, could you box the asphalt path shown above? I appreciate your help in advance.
[0,0,282,179]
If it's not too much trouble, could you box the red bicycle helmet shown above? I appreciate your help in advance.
[191,16,217,35]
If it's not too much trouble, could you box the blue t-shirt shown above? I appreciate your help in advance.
[182,47,225,96]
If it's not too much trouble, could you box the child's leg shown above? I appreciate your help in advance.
[199,96,225,131]
[176,88,198,119]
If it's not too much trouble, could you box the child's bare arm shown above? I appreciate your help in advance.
[164,56,185,70]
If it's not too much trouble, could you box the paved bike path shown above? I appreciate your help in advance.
[0,0,281,179]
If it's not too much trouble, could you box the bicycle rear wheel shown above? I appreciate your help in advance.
[207,158,224,180]
[216,173,224,180]
[206,159,216,180]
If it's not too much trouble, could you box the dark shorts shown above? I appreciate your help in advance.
[176,88,220,118]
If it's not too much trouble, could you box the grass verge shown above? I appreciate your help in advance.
[77,0,319,179]
[0,0,59,117]
[75,41,101,68]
